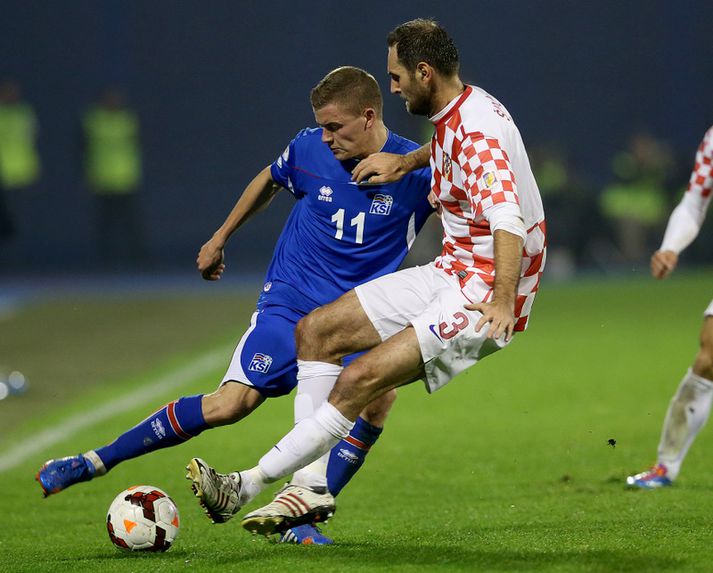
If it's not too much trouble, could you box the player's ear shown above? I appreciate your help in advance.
[363,108,376,129]
[416,63,430,82]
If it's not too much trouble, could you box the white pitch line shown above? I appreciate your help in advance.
[0,346,230,473]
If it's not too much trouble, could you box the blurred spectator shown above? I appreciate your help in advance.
[0,79,41,243]
[599,132,673,264]
[83,87,144,266]
[530,143,594,278]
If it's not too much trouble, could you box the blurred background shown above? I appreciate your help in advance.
[2,3,713,561]
[0,0,711,280]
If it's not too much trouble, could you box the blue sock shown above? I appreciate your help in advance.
[95,395,207,471]
[326,416,383,496]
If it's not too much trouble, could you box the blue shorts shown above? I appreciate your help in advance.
[221,304,362,398]
[221,305,301,398]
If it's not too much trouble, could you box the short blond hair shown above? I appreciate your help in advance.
[310,66,383,118]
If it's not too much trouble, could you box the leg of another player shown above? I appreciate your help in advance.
[36,382,264,496]
[277,390,397,544]
[290,290,389,492]
[326,389,397,496]
[91,382,264,472]
[288,369,343,491]
[202,382,266,426]
[242,326,424,501]
[657,317,713,478]
[329,327,423,420]
[297,290,384,363]
[629,316,713,488]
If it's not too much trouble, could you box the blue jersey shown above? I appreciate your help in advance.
[261,128,433,314]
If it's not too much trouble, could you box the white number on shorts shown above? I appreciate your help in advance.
[331,209,365,244]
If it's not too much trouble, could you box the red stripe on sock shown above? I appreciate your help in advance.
[167,402,192,441]
[345,435,370,451]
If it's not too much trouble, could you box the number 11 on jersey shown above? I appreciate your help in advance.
[331,209,365,244]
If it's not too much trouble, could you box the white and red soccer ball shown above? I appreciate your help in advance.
[106,485,180,552]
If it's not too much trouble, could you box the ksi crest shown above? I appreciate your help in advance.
[369,194,393,215]
[248,353,273,373]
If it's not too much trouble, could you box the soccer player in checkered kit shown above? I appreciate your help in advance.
[628,126,713,489]
[36,66,435,544]
[186,19,546,536]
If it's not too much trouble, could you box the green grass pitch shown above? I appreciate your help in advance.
[2,272,713,572]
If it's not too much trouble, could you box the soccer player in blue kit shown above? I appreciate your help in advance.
[36,66,433,544]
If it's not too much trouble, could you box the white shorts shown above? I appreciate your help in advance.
[354,263,511,393]
[705,300,713,317]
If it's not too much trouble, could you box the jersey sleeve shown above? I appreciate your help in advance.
[687,127,713,202]
[270,130,307,198]
[660,127,713,253]
[457,132,521,217]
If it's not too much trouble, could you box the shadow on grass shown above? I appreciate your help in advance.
[78,543,683,572]
[254,546,681,572]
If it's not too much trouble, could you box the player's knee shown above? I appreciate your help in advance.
[694,318,713,380]
[360,389,397,427]
[296,311,339,360]
[294,315,315,356]
[693,347,713,381]
[201,383,263,426]
[335,361,383,400]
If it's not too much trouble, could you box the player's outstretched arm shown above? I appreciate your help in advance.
[465,230,523,342]
[197,166,280,280]
[651,128,713,281]
[650,250,678,280]
[352,144,430,184]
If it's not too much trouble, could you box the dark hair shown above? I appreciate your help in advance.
[387,18,459,76]
[310,66,383,118]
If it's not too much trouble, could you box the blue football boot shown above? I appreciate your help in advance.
[278,524,334,545]
[626,463,672,489]
[36,454,96,497]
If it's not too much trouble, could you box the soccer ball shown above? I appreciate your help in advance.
[106,485,180,552]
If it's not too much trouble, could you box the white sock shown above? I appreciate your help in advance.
[657,368,713,479]
[258,402,354,482]
[290,360,342,489]
[238,466,273,505]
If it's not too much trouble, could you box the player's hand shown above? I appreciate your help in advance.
[650,249,678,280]
[465,300,516,342]
[428,191,441,214]
[352,152,408,184]
[197,238,226,281]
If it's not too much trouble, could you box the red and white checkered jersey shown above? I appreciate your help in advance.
[660,125,713,254]
[429,85,546,331]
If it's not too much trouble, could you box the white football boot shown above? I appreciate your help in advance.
[186,457,244,523]
[241,484,336,536]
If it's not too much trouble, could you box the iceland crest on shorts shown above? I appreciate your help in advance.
[369,194,393,215]
[249,353,273,373]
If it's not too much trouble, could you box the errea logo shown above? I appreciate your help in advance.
[337,448,359,464]
[318,186,334,202]
[151,418,166,440]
